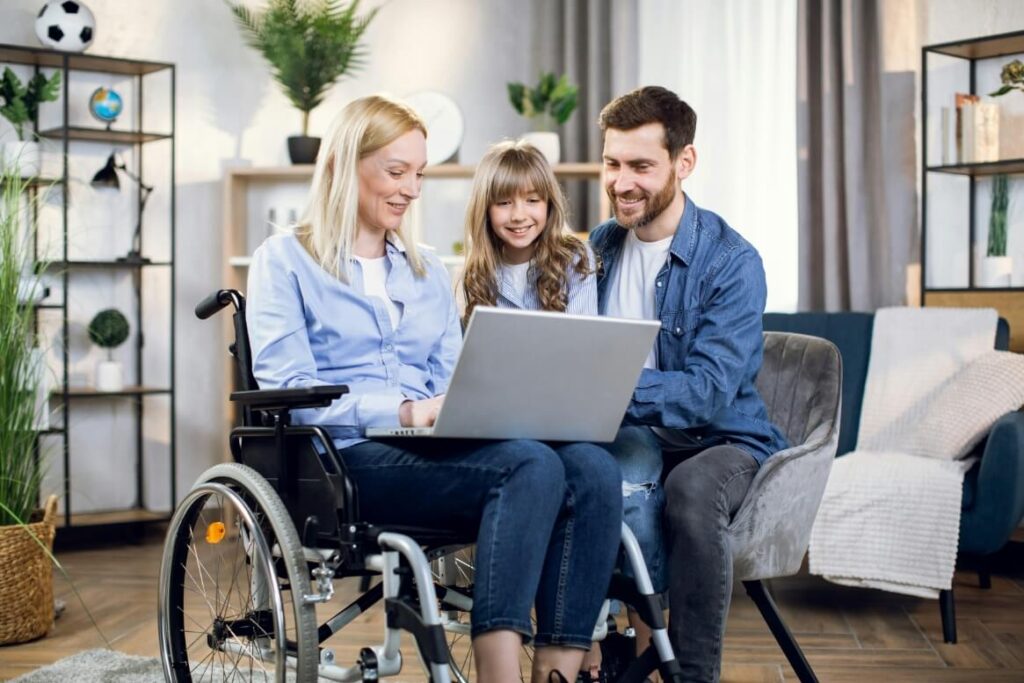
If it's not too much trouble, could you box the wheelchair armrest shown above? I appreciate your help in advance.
[229,385,350,411]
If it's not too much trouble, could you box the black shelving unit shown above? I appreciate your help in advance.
[1,43,176,542]
[921,30,1024,294]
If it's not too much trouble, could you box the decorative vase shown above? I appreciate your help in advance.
[0,495,57,645]
[3,141,41,178]
[287,136,321,165]
[521,131,561,165]
[95,360,123,392]
[979,255,1013,287]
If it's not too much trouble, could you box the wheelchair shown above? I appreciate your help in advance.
[158,289,683,683]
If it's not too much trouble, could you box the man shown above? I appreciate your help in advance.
[591,86,788,682]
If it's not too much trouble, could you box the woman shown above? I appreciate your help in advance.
[461,139,597,323]
[246,95,621,683]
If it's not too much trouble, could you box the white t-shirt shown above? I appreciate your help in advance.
[354,255,402,331]
[605,229,673,369]
[498,260,532,304]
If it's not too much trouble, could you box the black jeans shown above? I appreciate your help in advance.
[664,444,758,683]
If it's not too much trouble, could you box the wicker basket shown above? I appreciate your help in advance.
[0,495,58,645]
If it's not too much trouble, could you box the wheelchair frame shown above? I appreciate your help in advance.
[157,289,682,682]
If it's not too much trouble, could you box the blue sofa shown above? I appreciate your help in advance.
[763,312,1024,642]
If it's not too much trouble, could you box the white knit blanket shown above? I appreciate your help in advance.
[809,307,998,598]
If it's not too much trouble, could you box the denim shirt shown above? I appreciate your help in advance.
[591,196,787,463]
[494,245,598,315]
[246,233,462,449]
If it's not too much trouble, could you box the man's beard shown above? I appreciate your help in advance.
[608,172,678,229]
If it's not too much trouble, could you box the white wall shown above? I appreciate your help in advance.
[0,0,542,509]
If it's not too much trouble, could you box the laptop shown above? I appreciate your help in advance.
[366,307,660,443]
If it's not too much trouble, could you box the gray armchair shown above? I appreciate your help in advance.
[727,332,843,683]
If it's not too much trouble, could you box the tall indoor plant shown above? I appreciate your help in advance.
[0,159,57,645]
[227,0,377,164]
[507,72,578,164]
[0,67,61,177]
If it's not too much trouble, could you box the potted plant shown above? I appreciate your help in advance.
[88,308,129,392]
[227,0,378,164]
[989,59,1024,98]
[507,72,579,164]
[0,67,61,177]
[0,160,58,645]
[981,173,1012,287]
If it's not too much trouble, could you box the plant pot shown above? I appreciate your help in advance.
[979,255,1013,287]
[95,360,124,392]
[287,136,321,165]
[0,495,57,645]
[2,140,40,178]
[521,131,561,165]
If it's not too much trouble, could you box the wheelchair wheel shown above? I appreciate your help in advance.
[159,463,319,682]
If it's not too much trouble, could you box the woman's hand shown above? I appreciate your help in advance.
[399,395,445,427]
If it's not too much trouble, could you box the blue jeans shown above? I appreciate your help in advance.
[341,438,622,649]
[606,426,668,592]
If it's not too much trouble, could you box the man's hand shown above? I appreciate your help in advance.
[399,395,445,427]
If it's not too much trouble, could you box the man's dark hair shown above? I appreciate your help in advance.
[598,86,697,159]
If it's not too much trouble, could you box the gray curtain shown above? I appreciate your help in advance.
[530,0,638,232]
[797,0,917,311]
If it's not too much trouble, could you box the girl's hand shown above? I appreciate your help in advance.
[399,395,445,427]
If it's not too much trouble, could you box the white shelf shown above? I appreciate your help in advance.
[228,256,252,267]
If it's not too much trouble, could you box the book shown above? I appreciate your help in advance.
[974,101,999,163]
[955,92,980,163]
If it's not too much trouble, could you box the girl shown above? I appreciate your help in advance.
[461,140,597,322]
[246,96,621,683]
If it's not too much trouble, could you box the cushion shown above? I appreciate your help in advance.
[880,350,1024,460]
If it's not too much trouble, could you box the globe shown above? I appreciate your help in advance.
[89,87,123,124]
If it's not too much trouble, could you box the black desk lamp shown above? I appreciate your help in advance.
[91,153,154,263]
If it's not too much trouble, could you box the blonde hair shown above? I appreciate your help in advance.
[460,140,593,322]
[296,94,427,282]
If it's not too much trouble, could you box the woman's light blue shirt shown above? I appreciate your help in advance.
[494,244,598,315]
[246,233,462,449]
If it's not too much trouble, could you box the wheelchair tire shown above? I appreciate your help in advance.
[159,463,319,682]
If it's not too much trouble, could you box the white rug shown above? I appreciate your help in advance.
[10,648,317,682]
[10,649,162,683]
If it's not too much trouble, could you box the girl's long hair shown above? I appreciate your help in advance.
[461,140,593,322]
[296,94,427,282]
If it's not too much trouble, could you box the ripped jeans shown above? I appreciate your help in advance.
[606,425,669,592]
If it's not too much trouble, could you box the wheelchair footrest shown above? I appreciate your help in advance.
[384,598,450,665]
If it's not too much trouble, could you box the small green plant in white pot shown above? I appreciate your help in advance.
[0,67,61,178]
[507,72,578,164]
[88,309,129,392]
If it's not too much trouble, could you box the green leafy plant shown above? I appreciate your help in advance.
[0,68,61,141]
[987,174,1010,257]
[0,162,47,526]
[87,309,129,360]
[507,72,579,130]
[0,160,108,648]
[226,0,378,136]
[989,59,1024,97]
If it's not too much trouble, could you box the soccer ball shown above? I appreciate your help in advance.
[35,1,96,53]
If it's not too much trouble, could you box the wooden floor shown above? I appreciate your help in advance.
[1,531,1023,682]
